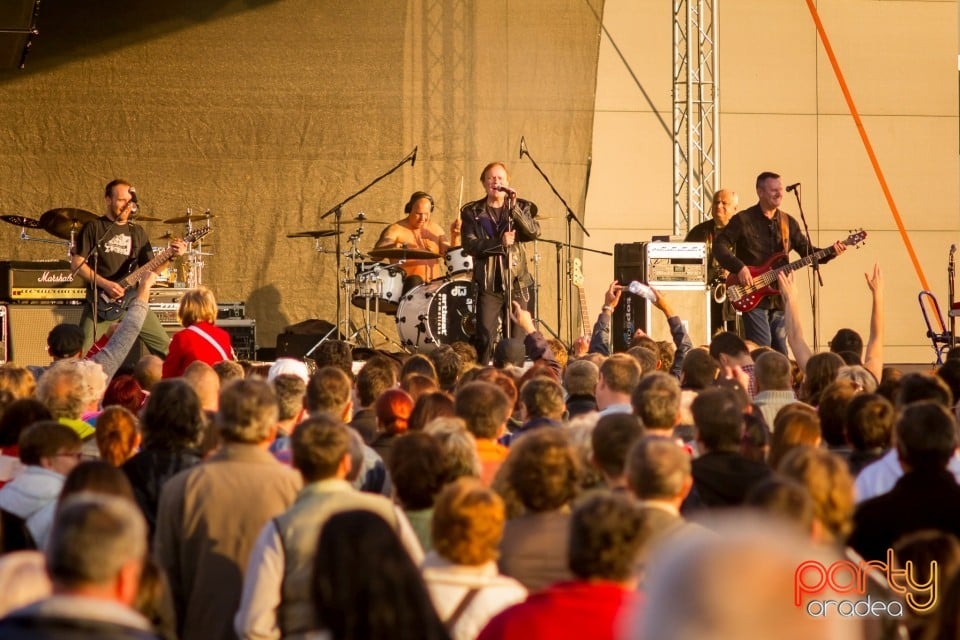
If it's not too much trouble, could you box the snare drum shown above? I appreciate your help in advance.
[444,246,473,275]
[396,275,477,352]
[352,263,405,314]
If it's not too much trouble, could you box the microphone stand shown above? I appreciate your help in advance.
[949,246,957,344]
[519,138,590,346]
[538,237,611,348]
[790,185,821,350]
[504,197,513,340]
[306,147,417,356]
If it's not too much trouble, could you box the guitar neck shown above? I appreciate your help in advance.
[756,245,836,288]
[578,288,590,338]
[118,247,175,289]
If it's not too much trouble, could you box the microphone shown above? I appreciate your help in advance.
[951,244,957,255]
[410,146,418,167]
[519,136,527,159]
[129,187,139,215]
[496,186,516,196]
[786,182,801,192]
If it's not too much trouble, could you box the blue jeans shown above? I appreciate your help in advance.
[741,307,787,355]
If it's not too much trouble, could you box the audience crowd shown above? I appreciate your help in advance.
[0,259,958,640]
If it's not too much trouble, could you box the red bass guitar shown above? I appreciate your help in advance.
[724,229,867,313]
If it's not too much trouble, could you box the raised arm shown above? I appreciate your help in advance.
[90,271,158,380]
[863,263,884,382]
[587,281,623,356]
[777,270,813,372]
[650,287,693,378]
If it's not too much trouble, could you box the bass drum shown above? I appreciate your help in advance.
[396,275,478,353]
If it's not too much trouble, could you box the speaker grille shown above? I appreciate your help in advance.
[6,304,84,366]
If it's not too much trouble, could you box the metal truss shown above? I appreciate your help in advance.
[672,0,719,235]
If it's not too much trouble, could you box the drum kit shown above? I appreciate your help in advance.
[287,213,478,352]
[1,207,215,289]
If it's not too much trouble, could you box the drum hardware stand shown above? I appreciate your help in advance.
[518,136,590,346]
[307,212,360,358]
[307,147,418,358]
[19,225,72,256]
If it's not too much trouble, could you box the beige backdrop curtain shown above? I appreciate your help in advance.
[0,0,603,352]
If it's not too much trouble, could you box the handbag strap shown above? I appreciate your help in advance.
[186,324,229,360]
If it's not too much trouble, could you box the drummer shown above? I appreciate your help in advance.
[374,191,461,291]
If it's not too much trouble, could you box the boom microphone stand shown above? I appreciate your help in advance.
[789,183,821,350]
[519,136,590,346]
[305,146,418,357]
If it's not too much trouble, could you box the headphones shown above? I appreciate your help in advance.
[404,191,435,214]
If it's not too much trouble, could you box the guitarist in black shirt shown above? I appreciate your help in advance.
[713,172,846,355]
[71,179,187,355]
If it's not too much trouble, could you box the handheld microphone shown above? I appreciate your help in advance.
[496,186,516,195]
[786,182,801,193]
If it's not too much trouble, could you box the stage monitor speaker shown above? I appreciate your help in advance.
[5,304,84,366]
[639,287,711,348]
[612,243,646,352]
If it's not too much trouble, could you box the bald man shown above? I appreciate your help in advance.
[686,188,739,334]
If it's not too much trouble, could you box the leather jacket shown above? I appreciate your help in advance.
[459,197,540,292]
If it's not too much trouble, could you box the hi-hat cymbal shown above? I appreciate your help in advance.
[132,215,163,222]
[164,213,215,224]
[351,216,388,225]
[367,246,440,261]
[1,215,41,229]
[39,208,98,239]
[287,229,342,239]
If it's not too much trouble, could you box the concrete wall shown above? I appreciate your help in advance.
[585,0,959,364]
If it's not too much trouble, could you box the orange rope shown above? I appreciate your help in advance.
[803,0,938,327]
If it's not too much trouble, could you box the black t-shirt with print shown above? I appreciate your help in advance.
[76,217,155,283]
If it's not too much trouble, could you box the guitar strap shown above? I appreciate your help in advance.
[778,211,790,254]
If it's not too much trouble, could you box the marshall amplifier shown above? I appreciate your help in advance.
[0,261,86,303]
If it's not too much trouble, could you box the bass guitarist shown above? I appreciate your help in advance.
[713,171,845,355]
[72,179,186,355]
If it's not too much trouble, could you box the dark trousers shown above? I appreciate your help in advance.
[474,284,534,365]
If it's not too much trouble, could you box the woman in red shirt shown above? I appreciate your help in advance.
[162,287,235,378]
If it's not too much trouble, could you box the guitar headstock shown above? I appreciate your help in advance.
[843,228,867,248]
[183,226,213,243]
[572,258,584,288]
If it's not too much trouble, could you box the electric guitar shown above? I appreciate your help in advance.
[93,226,212,321]
[572,258,590,338]
[724,229,866,313]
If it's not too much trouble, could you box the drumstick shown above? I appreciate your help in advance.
[456,175,464,217]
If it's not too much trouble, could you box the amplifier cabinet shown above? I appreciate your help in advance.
[163,319,257,361]
[3,304,84,366]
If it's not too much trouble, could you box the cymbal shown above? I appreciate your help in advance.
[1,215,41,229]
[132,215,163,222]
[39,208,97,240]
[352,216,388,225]
[368,246,440,261]
[164,213,215,224]
[287,229,342,239]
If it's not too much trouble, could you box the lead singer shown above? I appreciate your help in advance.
[461,161,541,364]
